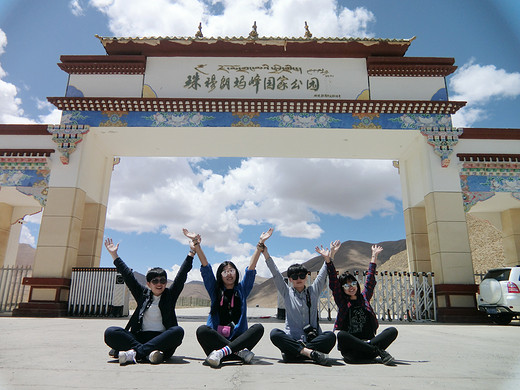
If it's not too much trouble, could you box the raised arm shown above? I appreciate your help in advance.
[183,228,208,267]
[104,238,145,299]
[249,227,273,270]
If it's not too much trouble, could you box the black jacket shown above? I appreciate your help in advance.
[114,255,193,334]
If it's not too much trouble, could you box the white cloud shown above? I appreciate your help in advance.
[0,29,59,124]
[19,225,36,247]
[0,29,34,124]
[88,0,374,38]
[69,0,85,16]
[106,157,400,258]
[450,60,520,127]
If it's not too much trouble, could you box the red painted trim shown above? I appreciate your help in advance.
[435,284,478,294]
[0,149,55,157]
[457,153,520,162]
[460,128,520,140]
[22,277,71,287]
[47,97,466,114]
[0,124,50,135]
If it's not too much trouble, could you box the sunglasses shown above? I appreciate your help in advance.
[290,272,308,280]
[342,281,357,289]
[221,268,236,276]
[150,277,167,285]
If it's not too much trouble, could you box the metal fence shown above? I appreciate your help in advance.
[317,270,437,323]
[69,267,129,317]
[0,265,31,313]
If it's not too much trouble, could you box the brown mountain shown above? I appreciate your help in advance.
[16,243,36,267]
[247,239,406,308]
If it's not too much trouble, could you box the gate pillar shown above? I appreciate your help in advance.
[502,208,520,266]
[403,206,431,273]
[0,203,13,267]
[14,130,114,317]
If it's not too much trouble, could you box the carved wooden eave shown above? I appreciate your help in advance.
[58,55,146,75]
[47,97,466,114]
[457,153,520,162]
[95,34,415,58]
[0,124,51,135]
[459,128,520,140]
[0,149,54,157]
[367,57,457,77]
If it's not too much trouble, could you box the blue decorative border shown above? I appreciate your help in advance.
[61,111,453,130]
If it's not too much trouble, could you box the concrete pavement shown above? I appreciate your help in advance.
[0,307,518,390]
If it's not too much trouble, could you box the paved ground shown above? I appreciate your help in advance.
[0,307,519,390]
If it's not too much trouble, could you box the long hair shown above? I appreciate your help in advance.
[338,271,362,301]
[210,261,240,315]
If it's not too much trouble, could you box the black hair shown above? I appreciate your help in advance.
[146,267,167,282]
[210,261,240,315]
[287,263,308,278]
[338,271,362,300]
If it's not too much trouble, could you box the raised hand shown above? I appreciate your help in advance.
[330,240,341,258]
[104,238,119,260]
[371,244,383,263]
[315,245,330,258]
[259,227,274,243]
[183,228,201,244]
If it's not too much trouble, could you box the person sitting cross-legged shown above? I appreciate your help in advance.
[263,234,336,366]
[103,236,195,365]
[185,228,269,368]
[316,242,398,366]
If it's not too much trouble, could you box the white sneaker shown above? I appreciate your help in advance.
[148,350,164,364]
[205,349,224,368]
[119,349,137,365]
[236,349,254,364]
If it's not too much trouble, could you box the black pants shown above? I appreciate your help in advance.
[269,328,336,358]
[196,323,264,356]
[337,327,398,361]
[104,326,184,360]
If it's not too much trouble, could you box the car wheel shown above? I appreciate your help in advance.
[490,313,513,325]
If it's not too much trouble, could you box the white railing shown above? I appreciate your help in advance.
[69,267,129,317]
[0,265,31,312]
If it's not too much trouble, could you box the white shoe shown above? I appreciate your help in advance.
[148,350,164,364]
[119,349,137,365]
[236,349,254,364]
[205,350,224,368]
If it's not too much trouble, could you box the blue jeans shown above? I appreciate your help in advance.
[104,325,184,360]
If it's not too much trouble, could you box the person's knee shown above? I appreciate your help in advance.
[252,323,264,335]
[388,326,398,340]
[104,326,122,341]
[269,328,281,341]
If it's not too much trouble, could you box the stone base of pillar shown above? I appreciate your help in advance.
[12,277,70,317]
[435,284,490,323]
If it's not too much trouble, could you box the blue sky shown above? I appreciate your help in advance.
[1,0,519,281]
